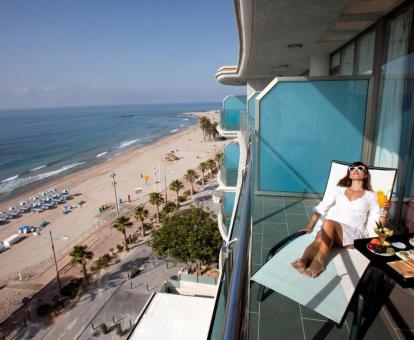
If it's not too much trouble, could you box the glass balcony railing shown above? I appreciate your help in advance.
[220,143,240,187]
[208,153,252,340]
[208,259,229,340]
[220,109,245,131]
[222,191,236,232]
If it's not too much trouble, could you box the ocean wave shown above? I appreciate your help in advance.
[119,139,139,148]
[31,165,47,172]
[170,129,179,133]
[183,118,189,121]
[0,162,86,193]
[96,151,108,158]
[1,175,19,183]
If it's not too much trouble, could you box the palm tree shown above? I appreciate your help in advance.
[113,216,133,250]
[169,179,184,206]
[199,162,207,187]
[69,245,93,282]
[149,192,164,223]
[184,169,199,196]
[214,152,223,171]
[135,205,149,236]
[206,159,216,178]
[211,122,219,140]
[199,116,210,141]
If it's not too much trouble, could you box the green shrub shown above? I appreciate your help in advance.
[131,233,139,243]
[130,265,141,278]
[116,243,124,252]
[37,303,51,317]
[115,324,123,336]
[61,278,81,298]
[99,323,108,334]
[162,202,177,214]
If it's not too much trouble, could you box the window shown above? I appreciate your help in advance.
[374,9,413,185]
[339,42,355,75]
[355,30,376,75]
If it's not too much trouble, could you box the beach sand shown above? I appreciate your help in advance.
[0,111,224,283]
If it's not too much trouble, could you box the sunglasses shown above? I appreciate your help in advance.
[349,166,366,172]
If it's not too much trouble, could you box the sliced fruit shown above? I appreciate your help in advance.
[370,238,381,245]
[386,248,395,255]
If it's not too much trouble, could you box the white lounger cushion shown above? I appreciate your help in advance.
[251,234,369,323]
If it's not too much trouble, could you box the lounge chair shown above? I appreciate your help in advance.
[251,160,397,337]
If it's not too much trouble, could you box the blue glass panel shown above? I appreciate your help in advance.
[224,191,236,214]
[221,95,246,131]
[223,191,235,230]
[224,109,241,130]
[224,143,240,169]
[247,92,259,128]
[223,95,246,111]
[258,79,368,193]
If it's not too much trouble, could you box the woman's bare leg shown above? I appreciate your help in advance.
[291,236,321,273]
[305,220,343,277]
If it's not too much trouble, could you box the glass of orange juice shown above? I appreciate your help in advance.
[376,190,390,216]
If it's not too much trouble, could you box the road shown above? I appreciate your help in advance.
[15,243,178,339]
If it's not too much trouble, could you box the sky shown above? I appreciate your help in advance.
[0,0,244,109]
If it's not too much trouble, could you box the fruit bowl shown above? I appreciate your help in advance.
[367,238,395,256]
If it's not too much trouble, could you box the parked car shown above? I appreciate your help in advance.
[39,220,49,228]
[3,234,21,247]
[18,225,34,234]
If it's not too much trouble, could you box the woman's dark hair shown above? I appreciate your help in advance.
[337,161,372,190]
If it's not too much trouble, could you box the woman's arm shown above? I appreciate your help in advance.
[300,188,338,233]
[379,200,391,227]
[300,212,321,233]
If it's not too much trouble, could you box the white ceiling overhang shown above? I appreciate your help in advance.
[217,0,404,85]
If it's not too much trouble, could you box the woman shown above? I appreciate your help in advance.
[291,161,390,277]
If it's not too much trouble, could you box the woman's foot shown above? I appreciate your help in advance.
[291,258,308,273]
[305,253,326,278]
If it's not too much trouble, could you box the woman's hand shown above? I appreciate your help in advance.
[300,225,313,234]
[383,200,392,211]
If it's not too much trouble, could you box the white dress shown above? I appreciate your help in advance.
[313,186,381,246]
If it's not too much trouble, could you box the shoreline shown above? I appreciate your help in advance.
[0,110,215,207]
[0,110,223,282]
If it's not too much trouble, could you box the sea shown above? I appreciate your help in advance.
[0,102,219,201]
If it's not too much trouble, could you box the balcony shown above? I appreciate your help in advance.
[218,143,240,188]
[217,95,247,138]
[208,77,414,339]
[218,109,243,134]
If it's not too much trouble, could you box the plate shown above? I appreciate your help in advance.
[396,251,414,261]
[366,244,395,256]
[391,242,406,249]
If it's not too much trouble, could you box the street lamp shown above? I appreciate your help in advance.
[49,231,69,301]
[110,171,120,217]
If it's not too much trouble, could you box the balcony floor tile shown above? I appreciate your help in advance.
[249,194,401,340]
